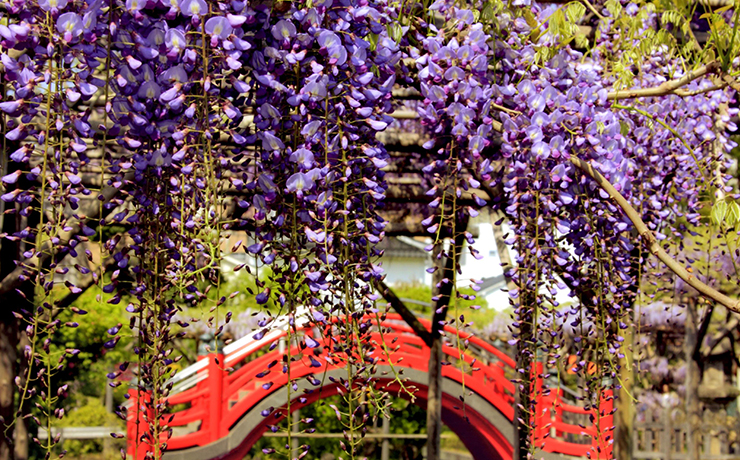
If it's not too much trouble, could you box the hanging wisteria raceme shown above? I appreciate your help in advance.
[412,0,494,260]
[479,1,737,456]
[101,1,257,457]
[230,0,401,457]
[0,0,112,455]
[492,13,635,435]
[407,2,496,409]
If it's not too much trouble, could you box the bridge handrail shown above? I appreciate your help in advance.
[218,316,516,395]
[164,310,514,398]
[376,314,516,369]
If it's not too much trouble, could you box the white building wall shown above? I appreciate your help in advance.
[459,220,504,283]
[380,209,512,310]
[382,257,430,286]
[485,289,511,311]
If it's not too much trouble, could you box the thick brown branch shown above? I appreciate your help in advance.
[692,304,715,360]
[376,279,433,347]
[570,156,740,314]
[430,227,467,337]
[607,61,720,100]
[0,174,131,296]
[54,256,118,314]
[701,315,739,358]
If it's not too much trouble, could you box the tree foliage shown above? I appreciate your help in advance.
[2,0,740,459]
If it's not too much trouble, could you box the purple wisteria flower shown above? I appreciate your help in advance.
[165,28,187,51]
[271,20,296,41]
[38,0,68,11]
[126,0,144,13]
[286,173,315,193]
[261,132,284,151]
[289,148,315,169]
[138,81,161,100]
[205,17,233,39]
[160,65,188,83]
[531,141,550,160]
[56,13,83,41]
[180,0,207,16]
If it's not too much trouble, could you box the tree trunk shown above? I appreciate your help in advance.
[490,214,515,291]
[426,244,445,460]
[0,303,18,460]
[616,320,634,460]
[685,300,701,460]
[12,333,28,460]
[426,336,443,460]
[513,296,533,460]
[426,228,466,460]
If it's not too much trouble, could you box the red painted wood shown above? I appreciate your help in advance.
[215,378,513,460]
[126,388,153,460]
[127,314,614,459]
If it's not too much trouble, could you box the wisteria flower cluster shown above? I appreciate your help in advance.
[412,1,493,238]
[1,0,739,459]
[478,1,737,455]
[1,0,113,453]
[232,0,401,455]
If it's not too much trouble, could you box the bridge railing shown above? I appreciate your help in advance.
[126,313,613,459]
[534,374,614,458]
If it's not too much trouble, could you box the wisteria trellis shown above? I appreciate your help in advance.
[0,0,739,458]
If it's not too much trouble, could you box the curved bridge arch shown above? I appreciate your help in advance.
[161,367,513,460]
[126,313,612,460]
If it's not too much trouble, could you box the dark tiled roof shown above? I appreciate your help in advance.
[377,237,428,258]
[478,274,506,293]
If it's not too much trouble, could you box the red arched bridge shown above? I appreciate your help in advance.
[126,313,613,460]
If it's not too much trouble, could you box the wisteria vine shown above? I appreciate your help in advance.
[1,0,739,459]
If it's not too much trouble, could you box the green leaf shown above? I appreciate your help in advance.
[712,200,728,226]
[661,11,680,26]
[386,24,403,44]
[534,46,550,64]
[480,1,495,22]
[596,121,606,134]
[716,4,733,14]
[548,9,564,38]
[574,32,588,48]
[566,3,585,24]
[605,0,622,17]
[368,32,379,51]
[728,201,740,227]
[619,121,630,136]
[523,9,539,29]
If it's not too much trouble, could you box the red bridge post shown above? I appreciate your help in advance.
[591,389,614,459]
[532,361,547,449]
[126,387,153,460]
[208,353,226,443]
